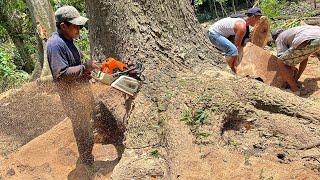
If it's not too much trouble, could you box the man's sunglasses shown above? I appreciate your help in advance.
[78,23,88,29]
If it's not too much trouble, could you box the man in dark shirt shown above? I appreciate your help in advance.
[47,5,99,169]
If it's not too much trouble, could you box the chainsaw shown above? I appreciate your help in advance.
[91,58,144,96]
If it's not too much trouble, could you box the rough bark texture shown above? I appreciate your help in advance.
[86,0,320,179]
[26,0,56,79]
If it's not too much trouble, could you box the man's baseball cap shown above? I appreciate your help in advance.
[271,28,285,41]
[245,7,262,16]
[55,6,88,26]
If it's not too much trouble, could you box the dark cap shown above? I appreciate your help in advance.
[245,7,262,16]
[55,6,88,26]
[271,29,285,41]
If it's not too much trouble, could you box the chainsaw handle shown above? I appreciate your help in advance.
[90,75,100,81]
[95,62,103,68]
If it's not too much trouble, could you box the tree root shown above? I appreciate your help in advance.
[298,142,320,150]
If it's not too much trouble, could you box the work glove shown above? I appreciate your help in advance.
[83,60,100,72]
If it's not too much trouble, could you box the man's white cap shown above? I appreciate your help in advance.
[55,6,88,26]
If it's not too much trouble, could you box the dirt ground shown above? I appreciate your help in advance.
[0,80,65,158]
[0,57,319,179]
[0,118,119,179]
[299,57,320,101]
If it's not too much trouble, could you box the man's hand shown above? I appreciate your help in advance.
[237,45,244,53]
[83,60,100,72]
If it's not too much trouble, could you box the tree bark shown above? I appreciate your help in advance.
[86,0,320,179]
[208,0,213,18]
[231,0,236,14]
[218,1,228,17]
[26,0,56,80]
[213,0,219,18]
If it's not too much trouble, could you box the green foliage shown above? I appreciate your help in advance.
[197,12,214,23]
[196,131,211,138]
[76,28,90,61]
[195,0,204,6]
[194,0,215,6]
[195,109,209,124]
[51,0,85,12]
[0,0,31,30]
[194,0,253,22]
[0,46,29,92]
[0,0,37,72]
[229,139,241,147]
[269,0,317,30]
[0,26,8,43]
[279,1,315,17]
[182,110,193,125]
[260,0,281,18]
[181,108,209,126]
[150,149,159,158]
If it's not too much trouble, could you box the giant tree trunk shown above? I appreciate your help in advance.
[26,0,56,80]
[86,0,320,179]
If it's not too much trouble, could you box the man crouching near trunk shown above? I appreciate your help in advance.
[46,5,99,172]
[272,25,320,93]
[207,7,262,73]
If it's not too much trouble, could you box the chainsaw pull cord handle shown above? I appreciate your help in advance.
[112,62,145,79]
[112,66,135,77]
[129,63,145,81]
[135,63,145,81]
[133,63,144,75]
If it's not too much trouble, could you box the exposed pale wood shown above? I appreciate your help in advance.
[237,43,294,88]
[251,16,270,48]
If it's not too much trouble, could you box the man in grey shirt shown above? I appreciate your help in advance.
[208,7,262,73]
[272,25,320,92]
[47,5,99,171]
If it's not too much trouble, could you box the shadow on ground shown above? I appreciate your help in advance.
[68,159,120,180]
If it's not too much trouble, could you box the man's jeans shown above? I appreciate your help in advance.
[56,81,95,165]
[208,30,238,57]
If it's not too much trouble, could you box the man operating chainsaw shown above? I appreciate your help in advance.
[47,5,99,173]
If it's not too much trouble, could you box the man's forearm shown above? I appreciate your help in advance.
[296,59,308,80]
[59,65,86,81]
[234,40,242,49]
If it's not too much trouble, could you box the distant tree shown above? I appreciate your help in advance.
[26,0,56,79]
[50,0,85,12]
[0,0,34,73]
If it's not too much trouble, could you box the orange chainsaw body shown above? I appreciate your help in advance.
[101,58,127,74]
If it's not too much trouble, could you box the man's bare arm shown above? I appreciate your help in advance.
[234,21,247,49]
